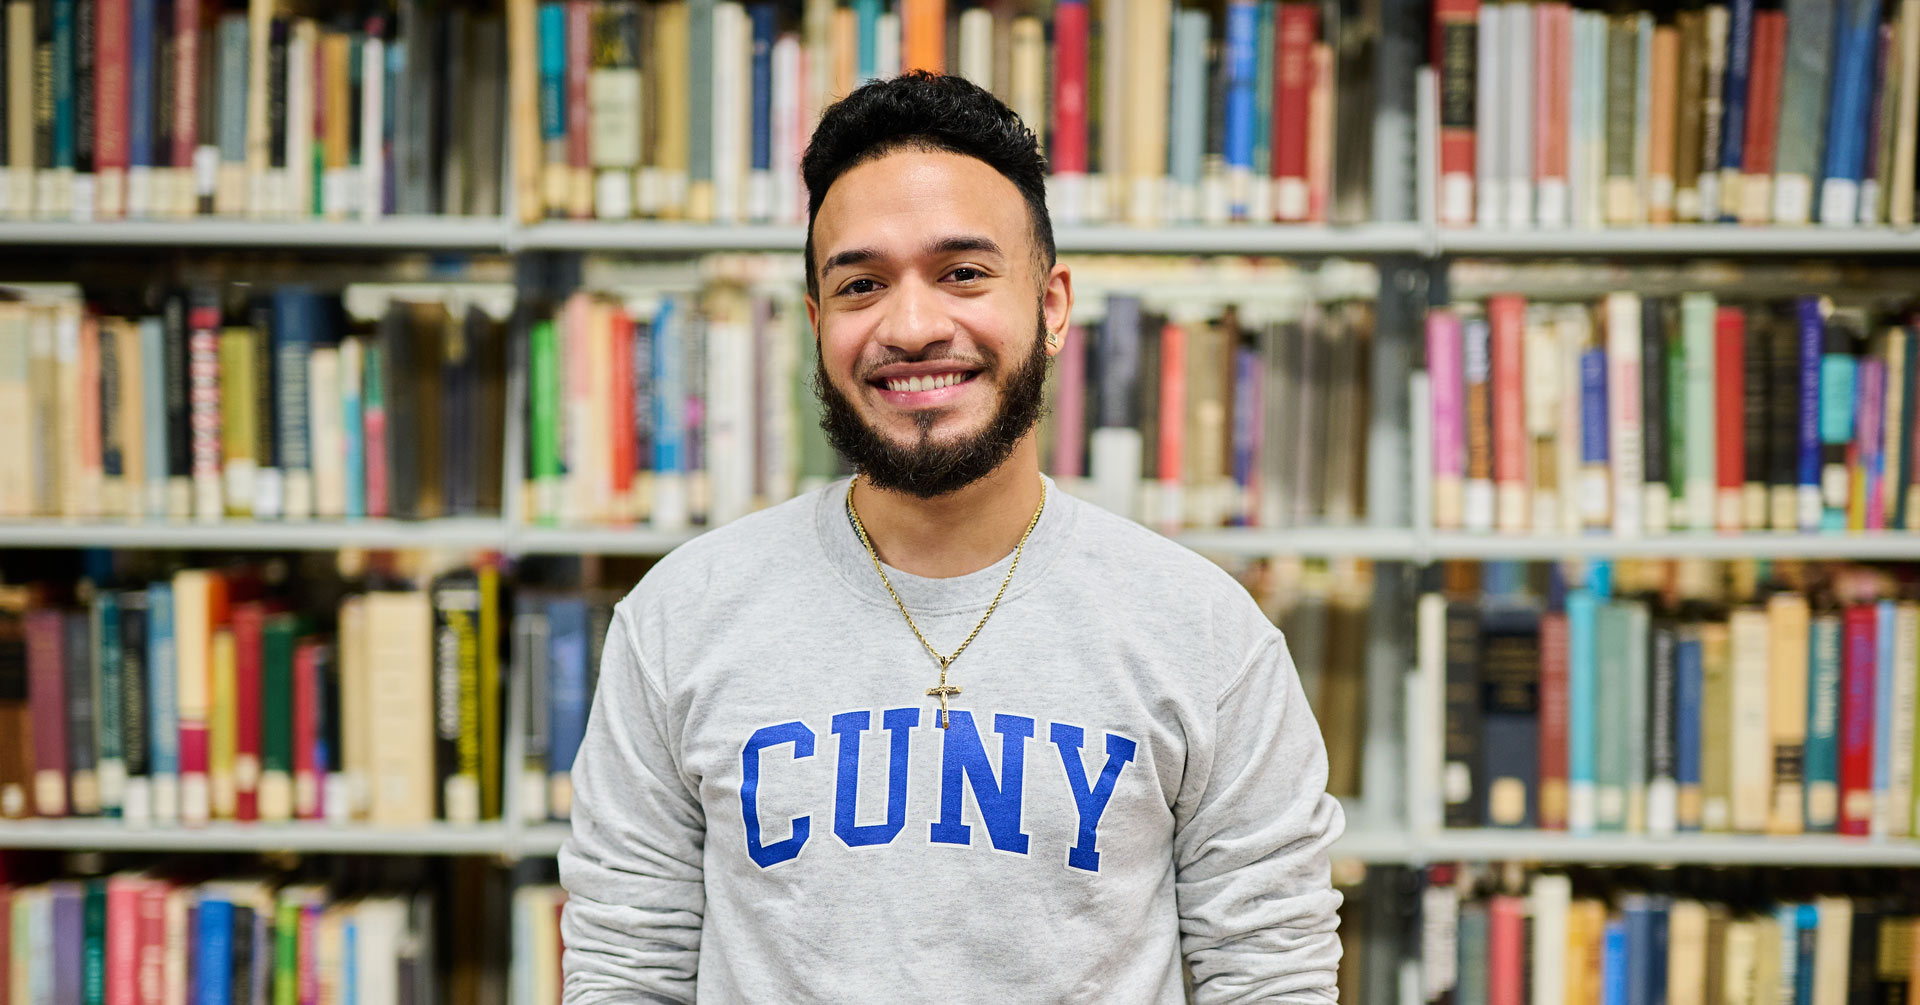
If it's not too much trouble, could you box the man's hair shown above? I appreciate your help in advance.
[801,71,1055,300]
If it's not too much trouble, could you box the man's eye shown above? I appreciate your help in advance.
[948,267,982,283]
[841,278,878,295]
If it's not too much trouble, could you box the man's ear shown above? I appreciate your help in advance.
[805,294,820,336]
[1041,262,1073,358]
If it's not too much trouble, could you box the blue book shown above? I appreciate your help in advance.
[652,296,687,479]
[1480,585,1542,828]
[342,916,359,1005]
[1169,10,1208,200]
[546,597,590,796]
[140,318,167,506]
[1805,611,1842,831]
[1720,0,1756,218]
[1875,599,1896,832]
[129,0,155,193]
[51,882,82,1005]
[1601,918,1631,1005]
[853,0,881,82]
[1793,904,1819,1005]
[1676,629,1704,831]
[271,290,321,512]
[1797,298,1825,531]
[1224,0,1258,217]
[196,895,234,1005]
[1581,348,1610,484]
[1231,346,1258,516]
[748,5,774,175]
[148,581,178,804]
[343,340,364,520]
[1821,0,1884,217]
[95,591,123,817]
[383,38,402,214]
[538,4,566,145]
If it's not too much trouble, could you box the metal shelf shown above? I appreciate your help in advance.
[1438,225,1920,256]
[508,524,703,555]
[0,218,514,250]
[0,517,510,552]
[514,221,808,252]
[1421,530,1920,561]
[0,820,522,856]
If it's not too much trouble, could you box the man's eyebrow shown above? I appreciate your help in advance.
[818,236,1007,278]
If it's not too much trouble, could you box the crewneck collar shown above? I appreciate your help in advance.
[814,473,1080,617]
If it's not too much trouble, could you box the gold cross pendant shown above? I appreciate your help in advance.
[927,683,962,729]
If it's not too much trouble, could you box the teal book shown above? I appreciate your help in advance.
[1253,1,1276,179]
[1568,589,1600,833]
[82,879,105,1005]
[852,0,880,81]
[1597,600,1634,831]
[1773,0,1834,221]
[1804,609,1841,832]
[686,0,715,194]
[1168,10,1208,204]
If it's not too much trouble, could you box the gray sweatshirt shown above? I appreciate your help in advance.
[558,475,1345,1004]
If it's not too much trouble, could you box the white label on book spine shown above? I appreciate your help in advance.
[1440,174,1473,226]
[1536,180,1569,228]
[69,174,95,222]
[1275,177,1309,222]
[1773,175,1813,224]
[1820,178,1860,226]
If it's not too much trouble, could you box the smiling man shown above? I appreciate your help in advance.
[558,72,1345,1004]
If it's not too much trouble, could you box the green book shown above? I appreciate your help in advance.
[1596,600,1633,832]
[274,896,301,1005]
[529,318,560,523]
[260,612,297,819]
[1773,0,1835,222]
[82,879,105,1005]
[1669,310,1687,509]
[1682,294,1719,530]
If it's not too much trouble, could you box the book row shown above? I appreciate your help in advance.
[1425,864,1920,1005]
[1420,558,1920,837]
[522,0,1377,226]
[0,875,436,1005]
[0,0,506,222]
[1426,293,1920,537]
[0,560,521,827]
[1435,0,1920,230]
[522,260,1376,533]
[0,285,508,523]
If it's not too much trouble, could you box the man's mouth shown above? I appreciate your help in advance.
[874,371,978,393]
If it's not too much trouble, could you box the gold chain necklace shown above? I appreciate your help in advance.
[845,473,1047,729]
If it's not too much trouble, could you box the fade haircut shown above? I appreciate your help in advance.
[801,71,1056,301]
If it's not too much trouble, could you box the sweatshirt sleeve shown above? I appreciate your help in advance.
[558,603,707,1005]
[1173,631,1347,1005]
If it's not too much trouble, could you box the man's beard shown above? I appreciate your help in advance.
[813,313,1050,500]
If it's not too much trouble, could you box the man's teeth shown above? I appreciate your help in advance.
[885,372,969,392]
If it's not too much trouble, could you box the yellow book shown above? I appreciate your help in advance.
[1010,17,1046,141]
[1123,0,1171,226]
[479,566,501,820]
[364,591,434,827]
[509,0,544,223]
[337,595,369,821]
[324,32,352,220]
[1750,915,1782,1005]
[1668,900,1709,1005]
[218,328,257,518]
[209,627,238,820]
[1724,919,1759,1005]
[5,2,32,216]
[1730,606,1774,831]
[1812,898,1853,1005]
[1566,899,1607,1005]
[653,2,690,219]
[1699,621,1733,830]
[244,0,274,217]
[1767,592,1811,834]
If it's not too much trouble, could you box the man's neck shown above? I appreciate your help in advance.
[849,439,1045,579]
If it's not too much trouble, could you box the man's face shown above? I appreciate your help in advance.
[806,148,1070,499]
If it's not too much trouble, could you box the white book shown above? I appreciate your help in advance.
[68,172,93,222]
[1530,875,1571,1005]
[876,12,901,78]
[712,4,746,224]
[1505,3,1535,227]
[127,164,152,219]
[1682,293,1718,530]
[958,8,993,87]
[1525,308,1562,532]
[361,37,385,220]
[309,347,345,518]
[1477,3,1505,227]
[286,23,316,219]
[1413,594,1448,836]
[1089,427,1143,522]
[1605,292,1644,537]
[1586,12,1610,229]
[1729,607,1773,833]
[1669,901,1710,1005]
[705,306,755,527]
[353,900,409,1005]
[772,35,802,224]
[1811,898,1853,1005]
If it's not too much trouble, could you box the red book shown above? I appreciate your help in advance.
[26,608,67,817]
[609,308,635,509]
[106,875,142,1005]
[187,302,223,517]
[230,602,266,823]
[1488,294,1528,531]
[1271,4,1317,221]
[1714,307,1746,530]
[1433,0,1479,225]
[1741,12,1787,179]
[1488,895,1527,1005]
[1538,611,1570,831]
[172,0,200,183]
[364,344,389,519]
[1052,324,1087,480]
[1051,0,1089,176]
[1840,603,1877,836]
[95,0,131,218]
[1533,4,1572,221]
[135,880,166,1005]
[1156,322,1188,529]
[565,0,592,218]
[292,639,319,820]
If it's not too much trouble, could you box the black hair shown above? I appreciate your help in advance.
[801,71,1055,300]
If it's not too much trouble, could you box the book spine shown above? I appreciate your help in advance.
[95,592,124,818]
[1641,299,1671,534]
[1719,0,1754,219]
[1490,295,1528,531]
[1271,3,1314,221]
[1481,602,1541,828]
[1772,309,1802,530]
[1839,603,1876,835]
[1464,313,1495,531]
[1715,307,1747,530]
[1675,11,1707,219]
[1775,0,1836,223]
[1648,621,1678,836]
[1606,293,1644,536]
[1540,610,1571,831]
[118,592,148,824]
[1822,0,1884,224]
[1444,598,1484,828]
[1701,623,1733,830]
[1894,602,1919,838]
[1768,593,1810,834]
[1681,294,1717,529]
[1477,2,1502,227]
[27,608,67,816]
[1872,600,1896,835]
[1799,298,1827,530]
[1155,321,1187,530]
[147,581,175,824]
[1738,10,1786,222]
[339,336,362,519]
[1677,628,1704,831]
[1429,310,1467,530]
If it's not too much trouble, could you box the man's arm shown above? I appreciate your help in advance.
[558,603,706,1004]
[1174,632,1347,1005]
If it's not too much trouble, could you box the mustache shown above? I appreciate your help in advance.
[854,345,996,379]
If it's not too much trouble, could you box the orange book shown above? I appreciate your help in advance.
[902,0,945,72]
[1490,294,1529,532]
[1156,322,1188,531]
[1647,25,1679,223]
[1305,42,1333,222]
[1534,3,1573,225]
[832,7,857,99]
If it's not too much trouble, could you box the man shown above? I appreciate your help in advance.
[559,72,1344,1003]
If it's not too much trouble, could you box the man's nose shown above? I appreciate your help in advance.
[873,276,954,356]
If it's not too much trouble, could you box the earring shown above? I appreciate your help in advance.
[1045,329,1061,349]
